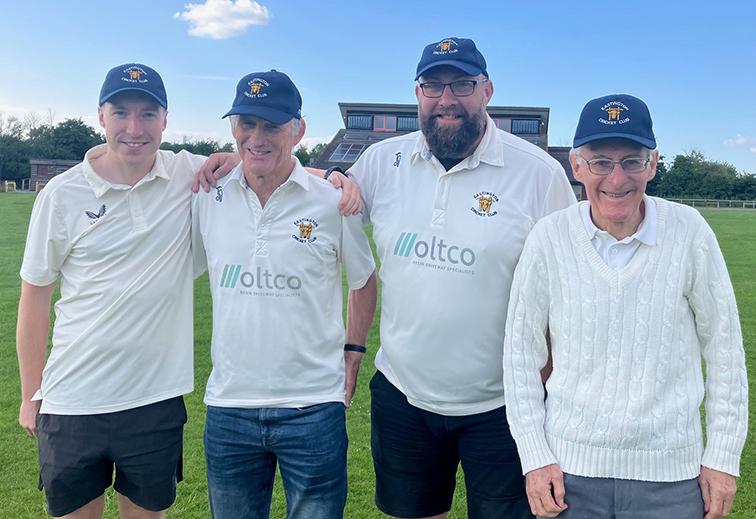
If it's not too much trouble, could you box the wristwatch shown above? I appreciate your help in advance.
[324,166,344,181]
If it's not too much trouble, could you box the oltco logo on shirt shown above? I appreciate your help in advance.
[219,264,302,291]
[393,232,476,267]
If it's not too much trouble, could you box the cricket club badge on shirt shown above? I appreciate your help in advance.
[292,218,318,243]
[471,191,499,217]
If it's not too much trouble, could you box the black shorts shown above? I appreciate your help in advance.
[370,371,532,519]
[37,396,187,517]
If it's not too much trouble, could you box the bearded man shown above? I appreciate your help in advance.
[346,37,577,519]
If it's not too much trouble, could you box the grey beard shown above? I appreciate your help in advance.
[420,109,486,158]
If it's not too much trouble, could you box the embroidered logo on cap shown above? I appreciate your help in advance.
[599,101,630,125]
[434,39,458,54]
[471,191,498,217]
[245,78,269,99]
[122,66,148,84]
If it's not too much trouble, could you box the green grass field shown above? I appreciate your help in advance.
[0,195,753,518]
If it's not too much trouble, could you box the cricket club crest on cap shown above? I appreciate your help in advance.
[99,63,167,109]
[573,94,656,149]
[415,37,488,80]
[223,70,302,125]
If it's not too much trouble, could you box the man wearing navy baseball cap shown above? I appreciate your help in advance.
[338,37,576,519]
[16,63,220,519]
[192,70,377,519]
[504,94,747,519]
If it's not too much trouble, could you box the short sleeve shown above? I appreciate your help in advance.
[338,214,375,290]
[20,189,70,286]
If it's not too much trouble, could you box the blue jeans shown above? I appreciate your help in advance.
[204,403,348,519]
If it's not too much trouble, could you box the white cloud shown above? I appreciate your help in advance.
[723,134,756,153]
[174,0,270,40]
[299,136,333,149]
[0,104,33,118]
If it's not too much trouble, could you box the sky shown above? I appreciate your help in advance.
[1,0,755,173]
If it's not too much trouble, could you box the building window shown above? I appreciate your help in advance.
[55,167,69,175]
[493,118,511,132]
[511,119,540,134]
[398,116,419,131]
[329,143,369,162]
[347,115,372,130]
[374,115,397,132]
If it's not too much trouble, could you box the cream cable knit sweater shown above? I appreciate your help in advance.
[503,198,748,481]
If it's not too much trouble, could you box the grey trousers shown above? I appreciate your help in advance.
[538,473,704,519]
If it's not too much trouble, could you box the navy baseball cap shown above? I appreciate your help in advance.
[415,37,488,80]
[99,63,167,109]
[573,94,656,149]
[223,70,302,124]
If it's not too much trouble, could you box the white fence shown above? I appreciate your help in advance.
[669,199,756,209]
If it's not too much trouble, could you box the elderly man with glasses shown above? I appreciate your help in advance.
[344,37,576,519]
[503,94,748,519]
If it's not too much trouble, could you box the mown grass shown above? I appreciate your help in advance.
[0,196,753,518]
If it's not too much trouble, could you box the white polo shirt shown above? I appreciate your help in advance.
[579,194,657,269]
[192,160,375,409]
[350,117,576,415]
[20,145,208,415]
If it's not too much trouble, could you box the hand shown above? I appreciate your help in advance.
[328,171,362,216]
[192,152,241,193]
[344,350,364,408]
[19,399,41,438]
[525,464,568,517]
[700,466,736,519]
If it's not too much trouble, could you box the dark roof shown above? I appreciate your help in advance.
[546,146,578,184]
[312,102,551,169]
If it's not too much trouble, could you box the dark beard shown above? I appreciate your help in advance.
[419,105,487,158]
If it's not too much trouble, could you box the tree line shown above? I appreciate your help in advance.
[647,151,756,200]
[0,113,329,183]
[1,113,752,199]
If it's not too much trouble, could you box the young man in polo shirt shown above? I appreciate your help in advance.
[16,63,204,519]
[192,70,377,519]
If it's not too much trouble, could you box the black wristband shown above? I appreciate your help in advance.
[344,343,367,353]
[324,166,344,181]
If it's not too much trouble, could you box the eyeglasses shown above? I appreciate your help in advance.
[417,79,488,98]
[579,155,651,175]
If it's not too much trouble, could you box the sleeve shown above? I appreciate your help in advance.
[540,162,577,219]
[338,214,375,290]
[347,151,376,227]
[502,226,558,474]
[19,189,70,287]
[191,192,208,279]
[688,224,748,476]
[173,149,209,182]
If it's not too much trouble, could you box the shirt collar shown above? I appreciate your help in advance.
[411,116,504,171]
[82,144,170,198]
[580,194,657,245]
[227,156,310,192]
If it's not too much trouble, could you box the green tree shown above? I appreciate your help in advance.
[645,154,667,196]
[50,118,105,159]
[294,142,328,167]
[658,150,738,199]
[0,134,31,181]
[294,144,311,166]
[733,173,756,200]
